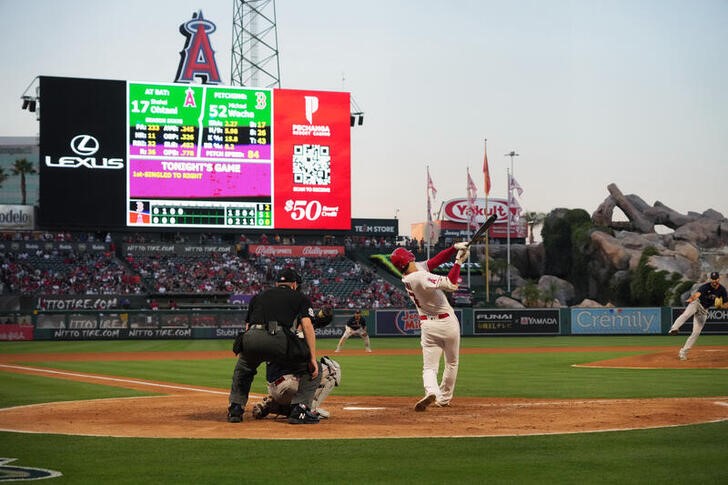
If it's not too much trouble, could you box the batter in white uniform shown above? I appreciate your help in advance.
[390,243,469,411]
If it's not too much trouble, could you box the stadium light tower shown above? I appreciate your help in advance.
[231,0,281,88]
[20,76,40,120]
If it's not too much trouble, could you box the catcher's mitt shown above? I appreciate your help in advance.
[313,306,334,328]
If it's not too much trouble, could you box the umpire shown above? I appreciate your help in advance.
[227,268,322,424]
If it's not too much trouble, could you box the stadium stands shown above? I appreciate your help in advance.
[1,231,411,310]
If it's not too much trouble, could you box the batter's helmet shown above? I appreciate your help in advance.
[390,247,415,271]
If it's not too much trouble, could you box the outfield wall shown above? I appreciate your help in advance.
[2,306,728,341]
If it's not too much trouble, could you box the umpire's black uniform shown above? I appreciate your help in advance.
[228,268,322,424]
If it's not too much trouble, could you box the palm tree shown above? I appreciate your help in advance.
[0,167,8,191]
[524,211,546,245]
[11,158,37,205]
[541,281,559,308]
[521,280,542,307]
[489,257,508,286]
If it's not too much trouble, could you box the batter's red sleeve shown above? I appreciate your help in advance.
[447,263,462,285]
[426,247,457,271]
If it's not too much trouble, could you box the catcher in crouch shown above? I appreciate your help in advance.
[254,307,341,419]
[253,355,341,419]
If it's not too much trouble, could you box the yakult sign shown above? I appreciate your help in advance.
[442,197,515,225]
[441,197,527,239]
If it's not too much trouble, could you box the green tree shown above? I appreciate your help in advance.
[0,167,8,190]
[542,281,559,307]
[629,246,683,306]
[489,257,508,287]
[521,280,541,307]
[542,208,591,278]
[11,158,37,205]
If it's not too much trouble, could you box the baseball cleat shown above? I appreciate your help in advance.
[668,329,679,335]
[679,350,687,360]
[227,403,243,423]
[315,408,330,419]
[288,403,320,424]
[414,394,436,412]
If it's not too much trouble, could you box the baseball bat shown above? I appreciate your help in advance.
[466,214,498,247]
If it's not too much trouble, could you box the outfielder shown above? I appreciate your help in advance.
[335,310,372,352]
[390,242,469,411]
[668,271,727,360]
[253,356,342,419]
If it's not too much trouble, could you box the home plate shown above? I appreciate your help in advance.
[344,406,387,411]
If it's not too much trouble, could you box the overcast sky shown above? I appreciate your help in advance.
[2,0,727,235]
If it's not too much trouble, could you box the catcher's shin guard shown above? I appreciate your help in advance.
[312,356,341,414]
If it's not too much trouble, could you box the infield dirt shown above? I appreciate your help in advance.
[1,346,726,439]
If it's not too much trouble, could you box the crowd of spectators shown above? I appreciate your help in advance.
[252,255,410,309]
[125,251,266,295]
[1,230,413,310]
[1,248,144,295]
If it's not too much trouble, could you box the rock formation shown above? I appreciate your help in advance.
[483,183,727,307]
[593,183,728,248]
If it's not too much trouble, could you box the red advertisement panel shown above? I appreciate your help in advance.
[0,324,34,341]
[248,245,345,258]
[273,89,351,230]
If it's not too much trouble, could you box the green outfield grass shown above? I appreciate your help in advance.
[0,336,726,484]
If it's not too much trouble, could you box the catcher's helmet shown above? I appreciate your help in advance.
[390,247,415,271]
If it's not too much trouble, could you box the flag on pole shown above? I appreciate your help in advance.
[510,175,523,197]
[482,141,491,196]
[483,138,491,302]
[427,168,437,200]
[426,166,437,245]
[509,175,523,225]
[466,168,478,230]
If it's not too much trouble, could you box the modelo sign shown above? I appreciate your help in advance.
[0,205,34,230]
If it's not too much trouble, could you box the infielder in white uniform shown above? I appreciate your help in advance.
[390,243,469,411]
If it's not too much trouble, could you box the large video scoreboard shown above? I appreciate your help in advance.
[39,76,351,231]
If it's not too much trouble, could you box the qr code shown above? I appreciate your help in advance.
[293,144,330,185]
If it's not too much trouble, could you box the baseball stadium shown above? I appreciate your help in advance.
[2,1,727,483]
